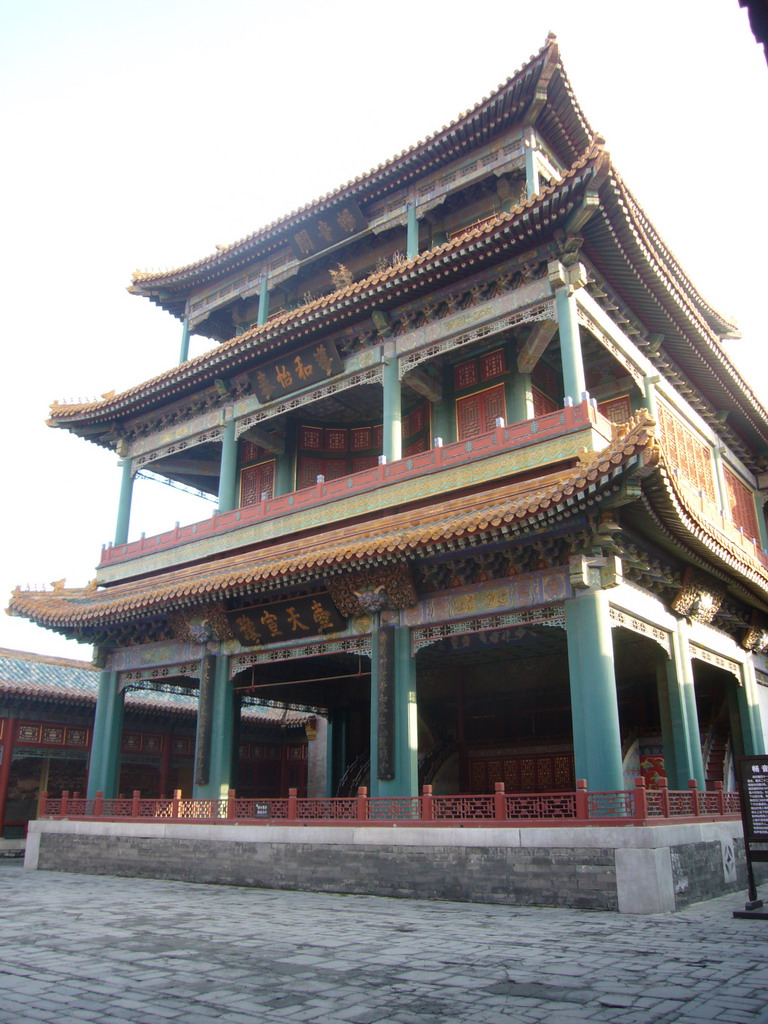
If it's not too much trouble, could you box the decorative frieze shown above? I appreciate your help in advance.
[688,643,741,682]
[608,607,671,656]
[672,568,725,625]
[411,604,566,654]
[326,564,417,617]
[229,635,372,675]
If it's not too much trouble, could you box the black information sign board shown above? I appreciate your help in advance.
[734,755,768,918]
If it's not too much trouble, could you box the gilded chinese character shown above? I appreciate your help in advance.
[337,208,356,233]
[294,229,315,255]
[294,355,313,380]
[275,364,293,388]
[317,219,334,243]
[236,615,262,645]
[311,599,335,632]
[313,343,334,377]
[287,606,310,632]
[257,370,274,402]
[260,610,282,637]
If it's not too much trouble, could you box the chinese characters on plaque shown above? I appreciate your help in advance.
[288,201,368,259]
[249,340,344,404]
[226,593,345,647]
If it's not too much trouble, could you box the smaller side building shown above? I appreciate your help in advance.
[0,648,318,843]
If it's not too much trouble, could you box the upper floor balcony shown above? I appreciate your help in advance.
[97,400,611,586]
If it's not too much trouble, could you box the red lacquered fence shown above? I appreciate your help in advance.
[39,777,740,828]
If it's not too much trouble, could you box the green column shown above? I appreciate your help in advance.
[565,590,624,791]
[257,276,270,326]
[510,372,534,423]
[383,354,402,463]
[738,664,766,756]
[178,318,190,364]
[274,421,296,497]
[642,375,659,420]
[671,624,705,786]
[712,445,729,514]
[525,140,540,198]
[87,669,125,798]
[114,458,134,546]
[369,622,418,797]
[555,285,586,404]
[754,495,768,552]
[217,418,238,513]
[655,662,678,789]
[194,654,234,799]
[658,651,698,789]
[406,203,419,260]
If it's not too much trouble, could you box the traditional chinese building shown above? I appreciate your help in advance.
[9,34,768,813]
[0,648,313,842]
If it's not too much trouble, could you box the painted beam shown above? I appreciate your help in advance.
[240,425,286,455]
[403,366,442,403]
[517,319,557,374]
[151,458,221,477]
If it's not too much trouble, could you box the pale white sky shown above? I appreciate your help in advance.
[1,0,767,661]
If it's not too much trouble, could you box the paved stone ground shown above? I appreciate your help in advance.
[1,859,767,1024]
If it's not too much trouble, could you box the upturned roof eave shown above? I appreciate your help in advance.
[129,35,587,298]
[50,148,606,436]
[7,419,657,632]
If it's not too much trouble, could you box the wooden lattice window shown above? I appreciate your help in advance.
[297,456,349,489]
[532,386,557,418]
[657,404,716,503]
[724,467,760,540]
[456,384,506,439]
[240,460,275,506]
[598,394,632,425]
[480,349,506,381]
[454,358,479,390]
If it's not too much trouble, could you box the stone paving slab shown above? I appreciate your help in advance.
[1,860,767,1023]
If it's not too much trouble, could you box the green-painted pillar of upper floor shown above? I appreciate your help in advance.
[548,260,587,405]
[406,203,419,260]
[711,444,729,515]
[524,130,540,198]
[87,667,125,798]
[114,457,134,546]
[369,621,418,798]
[178,318,190,364]
[509,372,534,424]
[257,276,270,327]
[218,417,238,513]
[383,350,402,463]
[565,588,624,792]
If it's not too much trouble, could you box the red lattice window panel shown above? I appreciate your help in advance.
[373,424,383,449]
[351,427,371,450]
[532,387,557,417]
[240,461,275,506]
[480,348,506,381]
[300,426,323,450]
[532,361,558,397]
[454,358,478,391]
[657,404,716,503]
[351,456,378,473]
[456,384,506,440]
[240,440,261,464]
[297,456,348,489]
[403,436,428,457]
[598,394,632,425]
[724,467,760,540]
[325,428,347,452]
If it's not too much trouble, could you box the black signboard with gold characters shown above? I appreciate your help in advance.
[249,340,344,404]
[734,755,768,918]
[227,593,345,647]
[288,201,368,260]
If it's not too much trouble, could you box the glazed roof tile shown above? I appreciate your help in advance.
[0,648,305,723]
[129,35,579,295]
[9,419,659,631]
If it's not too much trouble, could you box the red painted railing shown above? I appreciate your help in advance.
[39,778,739,828]
[101,401,605,568]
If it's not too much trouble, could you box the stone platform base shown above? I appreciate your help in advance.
[25,819,758,914]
